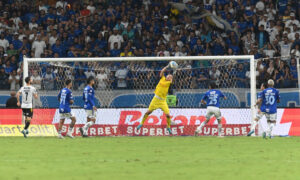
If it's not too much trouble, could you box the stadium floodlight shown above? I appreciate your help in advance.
[23,55,256,132]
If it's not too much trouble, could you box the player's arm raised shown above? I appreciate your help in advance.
[160,65,169,77]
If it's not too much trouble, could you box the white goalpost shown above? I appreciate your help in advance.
[23,55,256,136]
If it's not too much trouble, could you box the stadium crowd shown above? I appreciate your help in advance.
[0,0,299,91]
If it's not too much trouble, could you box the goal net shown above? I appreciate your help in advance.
[23,55,256,136]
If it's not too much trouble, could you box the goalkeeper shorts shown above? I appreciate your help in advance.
[148,96,170,114]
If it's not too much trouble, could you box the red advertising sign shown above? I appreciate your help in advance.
[1,108,300,136]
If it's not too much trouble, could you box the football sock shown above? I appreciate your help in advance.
[84,121,94,131]
[218,123,222,136]
[251,120,258,131]
[198,121,207,131]
[141,114,149,125]
[58,130,62,134]
[166,116,171,128]
[24,121,30,130]
[269,123,275,136]
[68,127,73,134]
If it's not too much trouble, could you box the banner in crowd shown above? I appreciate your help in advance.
[1,108,300,136]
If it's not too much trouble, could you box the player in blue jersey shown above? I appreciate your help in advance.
[80,76,97,137]
[256,79,280,139]
[247,82,266,136]
[57,79,77,139]
[195,82,227,137]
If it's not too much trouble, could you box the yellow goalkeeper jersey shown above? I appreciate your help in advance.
[154,76,171,100]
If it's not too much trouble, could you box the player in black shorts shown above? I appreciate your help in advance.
[17,77,38,138]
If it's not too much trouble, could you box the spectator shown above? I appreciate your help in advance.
[120,46,133,57]
[256,25,269,49]
[32,34,46,58]
[31,70,42,90]
[291,44,300,58]
[96,68,108,89]
[108,28,124,50]
[0,0,297,91]
[42,67,56,90]
[279,36,292,60]
[122,25,135,40]
[283,66,292,88]
[75,69,87,90]
[266,61,275,78]
[285,13,299,29]
[6,91,18,108]
[266,20,278,43]
[0,33,9,51]
[292,33,300,48]
[0,68,9,89]
[235,64,247,88]
[263,43,276,58]
[109,42,121,57]
[84,68,95,79]
[6,44,18,57]
[210,37,225,55]
[56,0,67,9]
[209,66,220,84]
[115,63,128,89]
[173,46,184,56]
[51,40,65,57]
[87,1,96,14]
[274,64,284,88]
[290,58,298,87]
[8,70,20,91]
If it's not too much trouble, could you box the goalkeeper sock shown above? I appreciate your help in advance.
[251,121,258,131]
[141,114,149,125]
[218,123,222,136]
[166,116,171,128]
[24,121,30,130]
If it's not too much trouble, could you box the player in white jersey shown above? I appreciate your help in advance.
[16,77,38,138]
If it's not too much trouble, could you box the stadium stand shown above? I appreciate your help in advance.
[0,0,299,92]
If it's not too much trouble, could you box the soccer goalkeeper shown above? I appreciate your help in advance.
[137,64,173,134]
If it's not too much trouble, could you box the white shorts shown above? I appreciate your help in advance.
[256,112,277,121]
[60,112,74,119]
[206,106,221,120]
[86,110,97,119]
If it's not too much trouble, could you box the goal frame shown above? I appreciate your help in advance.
[23,55,256,121]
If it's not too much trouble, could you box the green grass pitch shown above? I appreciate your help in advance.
[1,136,300,180]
